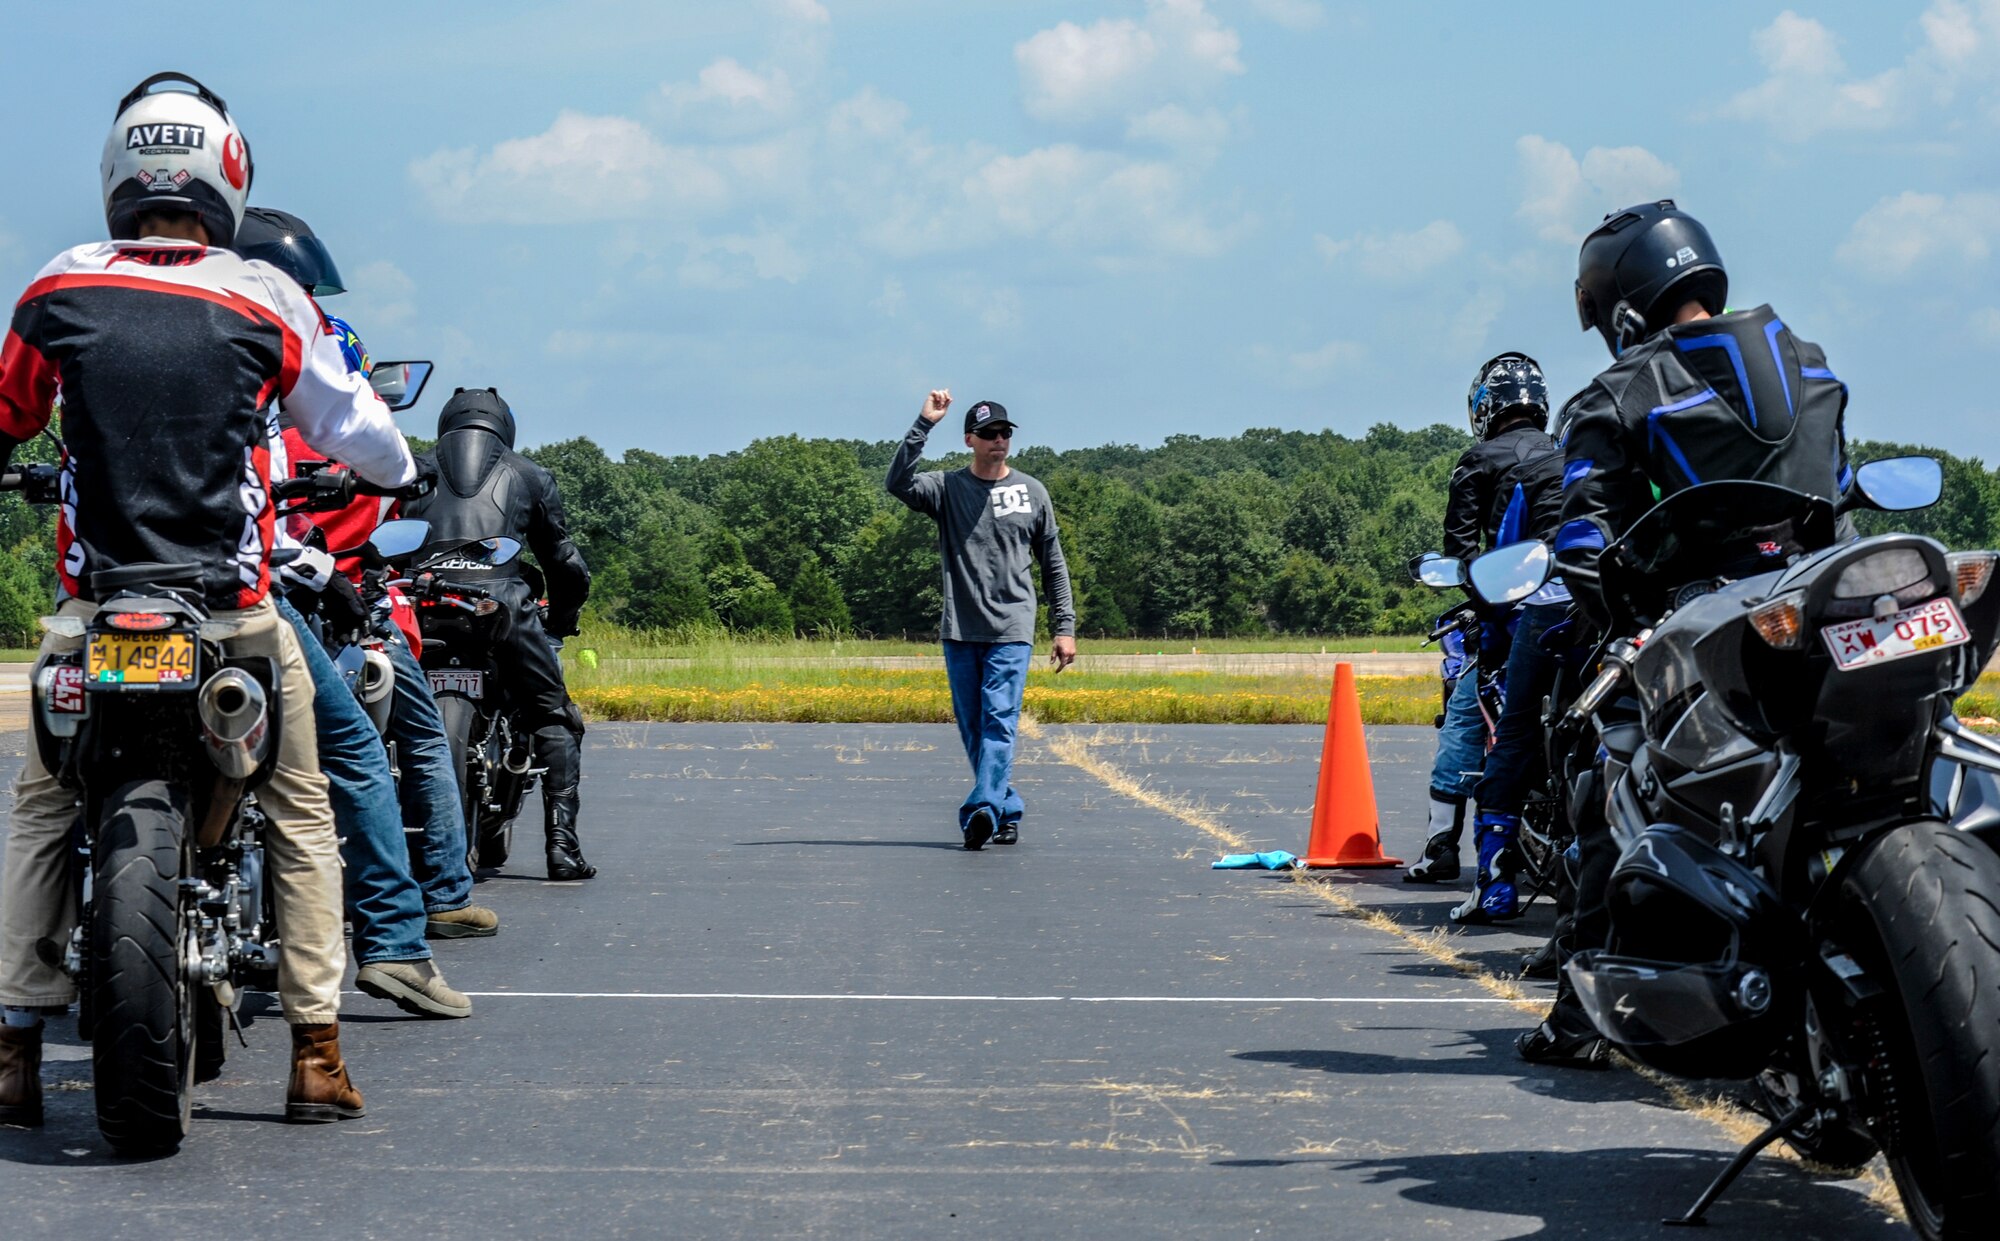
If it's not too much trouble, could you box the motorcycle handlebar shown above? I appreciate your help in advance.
[0,463,60,503]
[274,468,435,513]
[1555,630,1651,736]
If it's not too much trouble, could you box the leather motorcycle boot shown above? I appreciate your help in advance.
[1516,995,1612,1069]
[0,1021,44,1129]
[536,725,596,881]
[1519,913,1572,980]
[285,1022,365,1123]
[1403,795,1465,884]
[1450,813,1523,925]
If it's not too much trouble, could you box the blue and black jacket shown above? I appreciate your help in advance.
[1443,422,1565,565]
[1554,304,1852,627]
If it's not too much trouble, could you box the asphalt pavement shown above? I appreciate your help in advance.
[0,722,1907,1239]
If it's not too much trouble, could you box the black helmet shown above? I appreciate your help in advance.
[234,207,344,296]
[437,387,516,449]
[1467,352,1549,440]
[1576,200,1728,357]
[1565,823,1802,1079]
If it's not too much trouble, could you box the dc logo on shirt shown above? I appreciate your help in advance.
[992,484,1032,517]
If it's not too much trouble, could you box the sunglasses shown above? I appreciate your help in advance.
[972,426,1013,441]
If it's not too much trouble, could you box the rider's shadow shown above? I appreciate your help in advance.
[1234,1027,1661,1107]
[1210,1146,1906,1238]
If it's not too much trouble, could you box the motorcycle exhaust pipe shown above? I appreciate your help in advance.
[358,648,395,734]
[199,668,272,780]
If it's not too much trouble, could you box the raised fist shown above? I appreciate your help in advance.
[920,389,951,423]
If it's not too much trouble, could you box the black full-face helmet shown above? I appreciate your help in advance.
[1566,823,1802,1079]
[437,387,517,449]
[1576,200,1728,357]
[234,207,345,296]
[1467,352,1549,440]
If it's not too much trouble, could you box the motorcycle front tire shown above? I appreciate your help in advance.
[89,779,194,1155]
[1842,820,2000,1240]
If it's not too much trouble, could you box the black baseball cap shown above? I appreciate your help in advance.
[964,400,1015,434]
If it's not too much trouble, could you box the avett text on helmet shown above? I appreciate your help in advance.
[126,123,205,151]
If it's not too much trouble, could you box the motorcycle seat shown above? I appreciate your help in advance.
[89,562,203,597]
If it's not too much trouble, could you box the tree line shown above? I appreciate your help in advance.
[3,423,1997,646]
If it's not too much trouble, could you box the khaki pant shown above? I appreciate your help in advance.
[0,598,346,1024]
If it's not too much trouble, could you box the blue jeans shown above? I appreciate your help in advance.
[1429,663,1486,800]
[1473,602,1567,816]
[275,596,430,966]
[942,640,1031,831]
[383,634,474,913]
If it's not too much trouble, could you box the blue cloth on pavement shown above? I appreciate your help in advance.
[1211,850,1300,870]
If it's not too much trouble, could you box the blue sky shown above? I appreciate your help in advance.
[4,2,1998,459]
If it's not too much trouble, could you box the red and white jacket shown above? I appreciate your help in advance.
[0,238,414,609]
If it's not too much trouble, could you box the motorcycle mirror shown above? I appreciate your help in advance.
[1847,455,1943,514]
[369,361,434,413]
[1415,556,1466,589]
[1466,541,1552,607]
[1407,551,1444,582]
[366,519,432,561]
[480,536,524,565]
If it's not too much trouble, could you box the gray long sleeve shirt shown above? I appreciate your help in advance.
[886,416,1076,643]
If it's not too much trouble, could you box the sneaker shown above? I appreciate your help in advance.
[426,906,500,939]
[1515,1015,1612,1068]
[355,960,473,1019]
[963,810,995,851]
[993,822,1020,846]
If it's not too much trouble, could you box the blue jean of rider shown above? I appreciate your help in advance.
[274,595,432,967]
[380,629,476,913]
[942,640,1031,831]
[1457,599,1570,923]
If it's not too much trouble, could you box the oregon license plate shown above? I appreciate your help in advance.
[428,669,484,699]
[86,631,197,686]
[1821,596,1968,671]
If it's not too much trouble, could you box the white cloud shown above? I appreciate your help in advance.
[1448,288,1506,355]
[1125,104,1232,153]
[339,260,418,334]
[1288,338,1365,375]
[659,57,796,118]
[410,111,730,224]
[1720,3,2000,140]
[1314,220,1464,282]
[677,230,809,289]
[1245,0,1324,31]
[1837,190,2000,280]
[1015,0,1244,125]
[1515,134,1679,244]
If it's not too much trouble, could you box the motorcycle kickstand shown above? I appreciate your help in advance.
[1662,1103,1812,1227]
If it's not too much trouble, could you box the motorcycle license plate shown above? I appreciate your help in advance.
[1821,596,1968,671]
[429,670,484,699]
[86,632,196,687]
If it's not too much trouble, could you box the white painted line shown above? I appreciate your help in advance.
[442,991,1513,1004]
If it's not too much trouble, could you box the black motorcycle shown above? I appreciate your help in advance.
[4,462,287,1154]
[1547,456,2000,1235]
[392,533,540,871]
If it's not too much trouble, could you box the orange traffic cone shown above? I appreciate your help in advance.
[1302,662,1402,868]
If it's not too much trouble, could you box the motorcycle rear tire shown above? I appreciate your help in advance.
[1842,821,2000,1240]
[89,779,194,1155]
[437,693,485,871]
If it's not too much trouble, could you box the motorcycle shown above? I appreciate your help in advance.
[4,460,286,1154]
[391,533,540,871]
[1542,455,2000,1235]
[1409,551,1577,910]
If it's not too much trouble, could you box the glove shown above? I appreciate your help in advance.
[316,572,369,637]
[402,466,437,500]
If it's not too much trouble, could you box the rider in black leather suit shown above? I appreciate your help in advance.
[400,388,597,881]
[1519,200,1853,1066]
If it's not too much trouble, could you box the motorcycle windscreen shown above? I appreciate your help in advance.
[1565,954,1750,1046]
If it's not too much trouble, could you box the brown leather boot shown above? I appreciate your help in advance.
[285,1022,364,1123]
[0,1022,44,1128]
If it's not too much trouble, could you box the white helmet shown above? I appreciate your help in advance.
[101,73,253,247]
